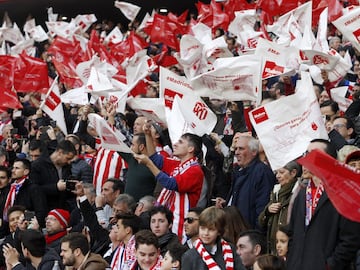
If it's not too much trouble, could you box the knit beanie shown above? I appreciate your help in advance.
[48,209,70,229]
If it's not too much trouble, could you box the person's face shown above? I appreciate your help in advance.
[276,230,289,258]
[160,251,177,270]
[109,225,118,242]
[184,212,199,239]
[348,158,360,170]
[60,242,76,267]
[133,117,146,135]
[199,226,219,246]
[354,60,360,73]
[320,105,336,123]
[172,136,191,159]
[130,136,143,154]
[8,210,23,233]
[236,236,257,268]
[332,118,350,140]
[135,244,160,270]
[45,215,63,234]
[55,150,75,167]
[113,202,130,216]
[319,91,330,105]
[150,212,171,237]
[0,170,10,189]
[29,148,41,161]
[234,137,256,168]
[115,219,130,242]
[276,168,294,186]
[11,161,29,180]
[101,181,118,205]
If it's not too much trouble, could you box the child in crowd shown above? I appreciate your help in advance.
[275,226,290,260]
[181,206,245,270]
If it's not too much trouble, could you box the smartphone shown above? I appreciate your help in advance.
[24,211,35,221]
[66,180,77,191]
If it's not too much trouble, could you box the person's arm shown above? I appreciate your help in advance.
[143,120,156,156]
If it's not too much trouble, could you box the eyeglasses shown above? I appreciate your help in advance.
[333,124,346,130]
[184,217,199,224]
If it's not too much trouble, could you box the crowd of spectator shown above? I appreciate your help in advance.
[0,1,360,270]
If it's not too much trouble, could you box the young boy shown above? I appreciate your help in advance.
[131,230,162,270]
[181,206,245,270]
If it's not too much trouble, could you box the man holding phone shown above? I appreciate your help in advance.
[3,158,47,228]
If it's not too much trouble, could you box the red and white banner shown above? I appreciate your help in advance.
[159,66,194,110]
[302,49,340,70]
[255,38,299,79]
[167,94,217,143]
[249,72,328,170]
[87,113,131,153]
[298,149,360,222]
[333,7,360,53]
[127,97,167,127]
[190,55,262,101]
[330,86,353,112]
[40,77,68,135]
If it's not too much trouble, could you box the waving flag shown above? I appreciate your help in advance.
[114,1,141,21]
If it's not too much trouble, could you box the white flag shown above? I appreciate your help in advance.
[60,86,89,106]
[88,113,131,153]
[74,14,97,33]
[249,72,328,170]
[40,78,68,135]
[167,95,217,144]
[114,1,141,21]
[330,86,353,112]
[29,25,49,42]
[333,7,360,53]
[191,55,262,101]
[127,97,167,127]
[86,67,114,93]
[104,26,123,44]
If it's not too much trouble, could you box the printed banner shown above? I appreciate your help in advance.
[249,72,328,170]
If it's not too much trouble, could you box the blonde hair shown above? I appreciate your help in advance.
[337,145,360,162]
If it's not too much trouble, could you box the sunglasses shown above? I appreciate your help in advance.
[184,217,199,224]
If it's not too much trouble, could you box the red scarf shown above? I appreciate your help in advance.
[45,230,67,245]
[194,238,234,270]
[3,176,27,221]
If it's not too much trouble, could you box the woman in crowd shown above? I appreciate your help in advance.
[258,160,302,254]
[253,254,285,270]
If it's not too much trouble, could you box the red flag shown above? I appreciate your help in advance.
[223,0,256,22]
[0,55,16,90]
[298,149,360,222]
[211,0,230,31]
[328,0,343,21]
[150,14,179,50]
[52,57,83,89]
[0,87,22,110]
[13,53,49,94]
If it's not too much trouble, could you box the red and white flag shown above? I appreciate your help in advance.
[86,67,114,93]
[29,25,49,42]
[74,14,97,33]
[302,49,340,70]
[255,38,299,79]
[2,22,24,45]
[87,113,131,153]
[40,77,68,135]
[249,71,328,170]
[60,86,89,106]
[104,26,123,45]
[167,94,217,144]
[298,149,360,222]
[313,8,329,53]
[114,1,141,22]
[333,7,360,53]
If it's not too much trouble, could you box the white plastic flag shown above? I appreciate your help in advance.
[114,1,141,21]
[333,7,360,53]
[40,77,68,135]
[60,86,89,106]
[190,55,262,101]
[104,26,123,44]
[314,8,329,52]
[249,72,328,170]
[29,25,49,42]
[87,113,131,153]
[74,14,97,33]
[127,97,167,127]
[86,67,114,93]
[330,86,353,112]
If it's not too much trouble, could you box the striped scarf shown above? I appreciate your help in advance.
[194,238,234,270]
[3,176,27,221]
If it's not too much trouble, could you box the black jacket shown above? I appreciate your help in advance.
[287,189,360,270]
